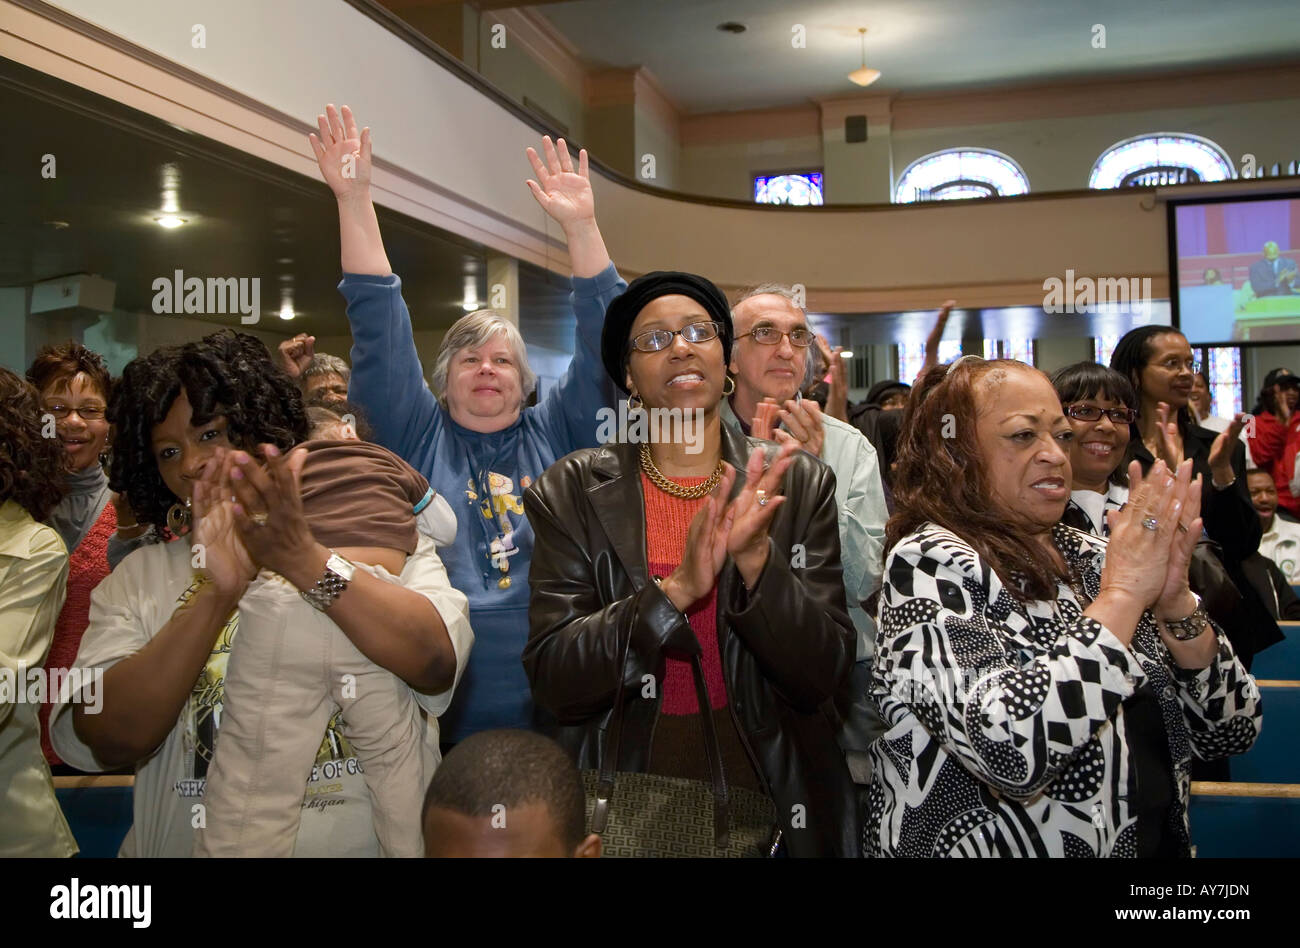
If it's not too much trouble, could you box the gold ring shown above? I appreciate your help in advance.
[251,512,269,526]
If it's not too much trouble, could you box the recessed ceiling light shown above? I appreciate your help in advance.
[279,302,295,320]
[45,220,70,229]
[717,22,746,34]
[154,215,187,229]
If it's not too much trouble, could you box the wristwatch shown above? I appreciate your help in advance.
[1163,593,1209,641]
[300,551,356,611]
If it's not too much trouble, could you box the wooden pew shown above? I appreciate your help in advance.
[1190,781,1300,857]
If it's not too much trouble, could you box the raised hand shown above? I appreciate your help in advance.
[309,104,371,201]
[660,465,737,611]
[727,440,799,588]
[816,336,849,421]
[192,451,257,598]
[918,300,957,380]
[525,137,594,229]
[278,334,316,380]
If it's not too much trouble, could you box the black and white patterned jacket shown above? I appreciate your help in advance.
[866,521,1261,857]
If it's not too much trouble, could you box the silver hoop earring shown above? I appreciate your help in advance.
[722,375,736,396]
[627,392,643,412]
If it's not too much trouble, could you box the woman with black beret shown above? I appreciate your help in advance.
[522,271,858,857]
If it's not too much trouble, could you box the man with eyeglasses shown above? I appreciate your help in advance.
[720,284,889,779]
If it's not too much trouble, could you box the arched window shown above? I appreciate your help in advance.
[1089,134,1234,189]
[893,149,1030,203]
[754,172,824,206]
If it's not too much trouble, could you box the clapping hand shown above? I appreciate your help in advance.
[660,466,738,612]
[192,452,257,598]
[1206,413,1249,484]
[226,444,317,583]
[726,439,799,588]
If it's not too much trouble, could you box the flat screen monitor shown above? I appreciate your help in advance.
[1170,190,1300,345]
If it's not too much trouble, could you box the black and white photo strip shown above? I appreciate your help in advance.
[2,0,1296,932]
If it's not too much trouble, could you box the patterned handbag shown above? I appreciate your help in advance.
[582,602,779,858]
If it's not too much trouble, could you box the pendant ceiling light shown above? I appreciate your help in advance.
[848,27,881,87]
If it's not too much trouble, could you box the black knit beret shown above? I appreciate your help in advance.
[600,271,733,394]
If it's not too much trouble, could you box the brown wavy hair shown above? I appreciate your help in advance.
[26,340,113,403]
[0,367,68,522]
[886,358,1068,601]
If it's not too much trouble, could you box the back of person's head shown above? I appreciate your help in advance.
[422,729,600,858]
[888,356,1065,601]
[0,367,67,522]
[304,397,374,441]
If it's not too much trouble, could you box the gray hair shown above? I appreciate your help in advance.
[303,353,351,386]
[429,309,537,410]
[731,283,806,316]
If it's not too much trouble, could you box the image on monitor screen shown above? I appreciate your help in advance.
[1172,192,1300,344]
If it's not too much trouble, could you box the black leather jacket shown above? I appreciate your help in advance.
[522,422,859,857]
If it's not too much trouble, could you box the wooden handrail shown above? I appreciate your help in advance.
[1254,680,1300,687]
[52,774,134,789]
[1191,781,1300,798]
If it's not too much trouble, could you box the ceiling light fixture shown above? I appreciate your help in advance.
[848,28,881,88]
[717,22,746,34]
[154,215,187,229]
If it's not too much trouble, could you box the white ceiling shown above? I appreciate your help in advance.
[535,0,1300,113]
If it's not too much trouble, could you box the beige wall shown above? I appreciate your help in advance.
[475,20,586,144]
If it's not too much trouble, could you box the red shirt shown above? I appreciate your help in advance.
[640,472,727,714]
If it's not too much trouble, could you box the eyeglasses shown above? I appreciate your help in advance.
[629,321,721,353]
[1154,357,1201,374]
[742,326,816,347]
[1065,403,1138,424]
[43,404,106,421]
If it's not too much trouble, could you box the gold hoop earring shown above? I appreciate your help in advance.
[166,497,192,535]
[722,375,736,396]
[627,392,643,412]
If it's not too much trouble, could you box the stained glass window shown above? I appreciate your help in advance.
[1089,134,1233,190]
[1207,347,1242,418]
[894,149,1030,203]
[898,339,962,383]
[1094,335,1121,367]
[982,339,1035,364]
[754,172,824,206]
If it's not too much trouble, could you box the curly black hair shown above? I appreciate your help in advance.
[108,330,308,532]
[0,367,68,522]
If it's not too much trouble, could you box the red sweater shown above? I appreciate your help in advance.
[640,472,727,715]
[40,504,116,765]
[1248,411,1300,516]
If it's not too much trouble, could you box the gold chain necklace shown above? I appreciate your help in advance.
[638,442,725,500]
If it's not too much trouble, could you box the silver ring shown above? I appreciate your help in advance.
[250,512,270,526]
[756,489,769,507]
[1141,516,1159,531]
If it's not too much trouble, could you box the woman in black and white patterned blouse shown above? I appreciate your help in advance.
[866,357,1260,857]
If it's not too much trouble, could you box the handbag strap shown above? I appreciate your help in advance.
[591,590,733,850]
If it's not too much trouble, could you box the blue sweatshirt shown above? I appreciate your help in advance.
[339,265,626,741]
